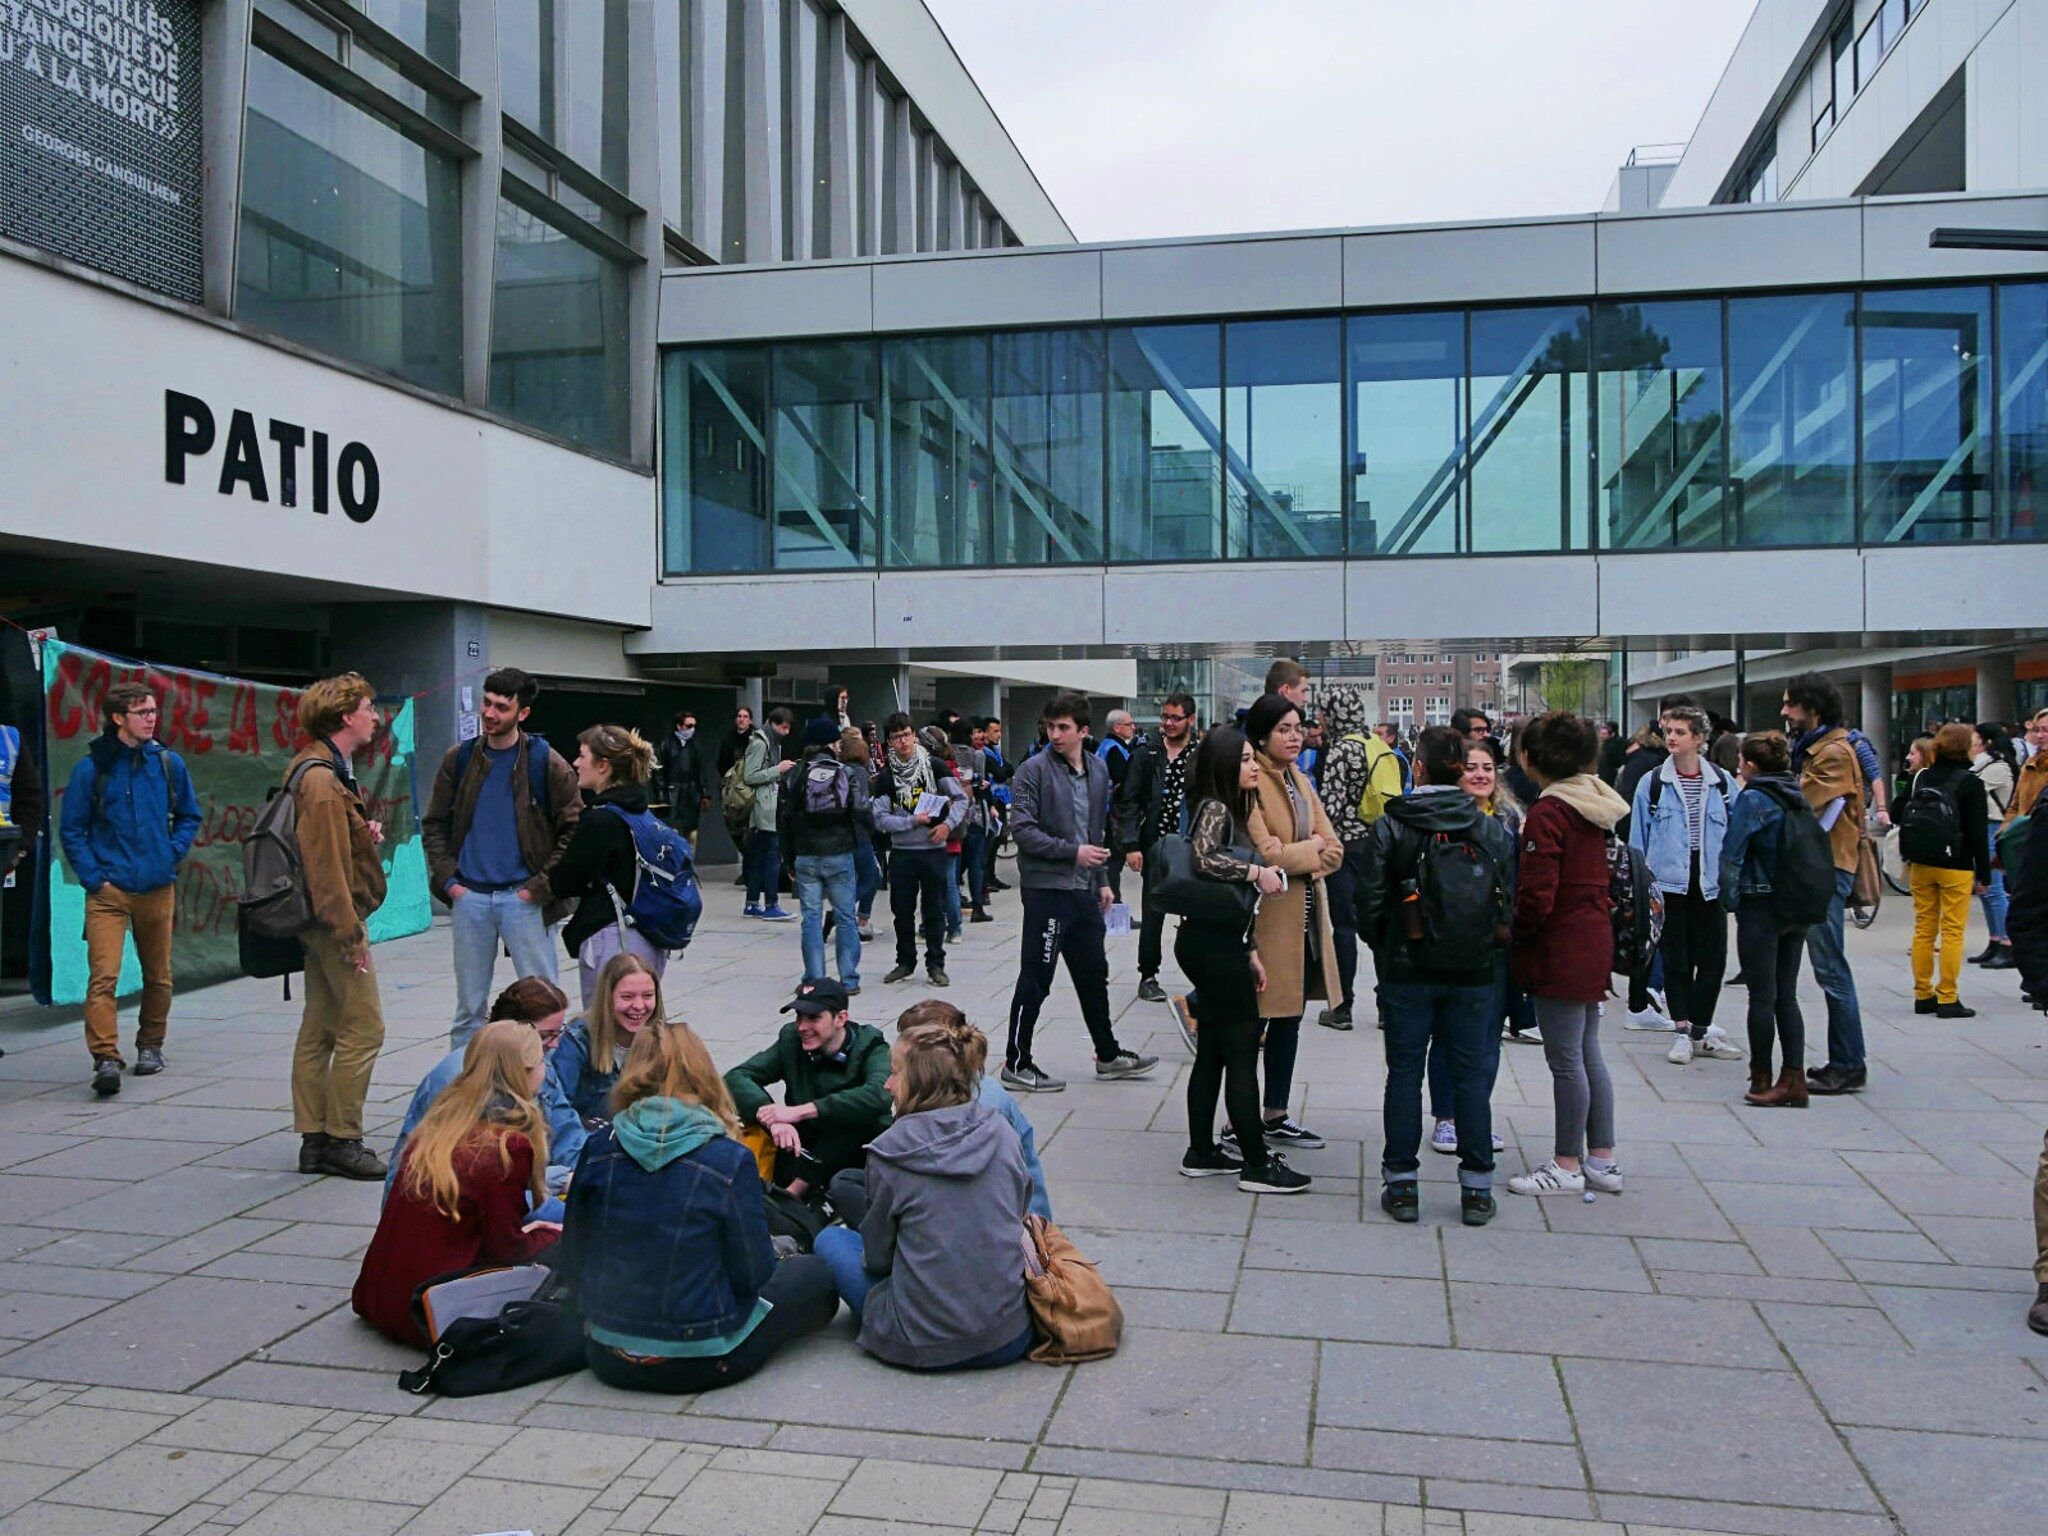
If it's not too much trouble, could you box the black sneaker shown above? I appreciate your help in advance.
[1914,997,1939,1014]
[1137,977,1168,1003]
[1239,1156,1311,1194]
[297,1132,330,1174]
[132,1047,165,1076]
[1260,1117,1326,1151]
[1094,1051,1158,1080]
[927,967,951,988]
[1935,1000,1977,1019]
[1380,1181,1420,1222]
[1179,1147,1244,1179]
[1983,948,2018,971]
[1806,1064,1868,1095]
[318,1138,387,1181]
[1316,1004,1353,1031]
[1970,942,2001,965]
[91,1059,121,1098]
[883,963,915,984]
[1461,1188,1497,1227]
[970,909,994,924]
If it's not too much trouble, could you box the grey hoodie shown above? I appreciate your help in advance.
[856,1099,1033,1370]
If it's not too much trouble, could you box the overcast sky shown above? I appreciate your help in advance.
[925,0,1757,241]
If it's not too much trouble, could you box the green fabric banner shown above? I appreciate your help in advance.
[40,640,431,1006]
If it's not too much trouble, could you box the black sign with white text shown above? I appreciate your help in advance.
[1,0,202,301]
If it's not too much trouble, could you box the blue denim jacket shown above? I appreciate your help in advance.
[1718,775,1799,911]
[1629,758,1737,900]
[557,1124,776,1344]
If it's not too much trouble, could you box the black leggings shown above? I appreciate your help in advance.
[1735,899,1806,1077]
[1176,921,1267,1166]
[1662,882,1727,1036]
[584,1254,839,1394]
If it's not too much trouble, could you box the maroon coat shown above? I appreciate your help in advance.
[1510,795,1614,1002]
[352,1132,557,1348]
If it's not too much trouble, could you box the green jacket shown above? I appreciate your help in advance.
[724,1020,892,1139]
[741,732,784,833]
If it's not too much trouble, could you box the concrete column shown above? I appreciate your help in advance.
[834,664,907,729]
[328,602,483,829]
[933,675,1002,727]
[200,0,254,315]
[1004,687,1055,755]
[740,676,766,718]
[1860,665,1893,777]
[1977,651,2016,723]
[823,13,859,257]
[740,0,783,263]
[786,0,817,262]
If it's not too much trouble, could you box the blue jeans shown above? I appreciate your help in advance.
[815,1227,1035,1369]
[944,854,963,936]
[1380,980,1497,1188]
[450,887,558,1048]
[744,829,780,907]
[1805,866,1865,1071]
[854,840,882,919]
[795,853,861,989]
[1983,823,2010,940]
[962,824,989,911]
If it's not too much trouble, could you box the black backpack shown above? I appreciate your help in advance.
[1402,827,1510,974]
[1897,769,1964,865]
[1605,837,1664,979]
[1757,781,1835,925]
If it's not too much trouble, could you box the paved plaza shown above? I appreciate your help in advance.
[0,873,2041,1536]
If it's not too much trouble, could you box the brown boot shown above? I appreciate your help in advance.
[1746,1067,1771,1099]
[1746,1066,1809,1108]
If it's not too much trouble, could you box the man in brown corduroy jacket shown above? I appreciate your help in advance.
[289,673,390,1181]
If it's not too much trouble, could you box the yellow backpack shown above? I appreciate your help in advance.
[1342,733,1403,825]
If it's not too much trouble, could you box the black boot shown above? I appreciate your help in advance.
[319,1138,387,1181]
[298,1132,331,1174]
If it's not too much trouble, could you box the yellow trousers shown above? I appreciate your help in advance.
[1909,863,1974,1005]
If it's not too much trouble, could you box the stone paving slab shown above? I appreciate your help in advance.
[0,879,2044,1533]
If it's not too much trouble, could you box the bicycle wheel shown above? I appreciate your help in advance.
[1880,836,1910,897]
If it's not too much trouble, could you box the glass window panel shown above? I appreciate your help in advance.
[1727,291,1855,545]
[772,342,879,569]
[1596,300,1726,549]
[352,0,461,71]
[1468,306,1592,552]
[882,335,991,568]
[662,347,770,574]
[500,0,631,188]
[1107,324,1223,562]
[1223,318,1342,559]
[992,329,1105,565]
[1349,310,1464,556]
[1861,286,1992,543]
[236,47,462,395]
[488,196,631,456]
[1999,284,2048,540]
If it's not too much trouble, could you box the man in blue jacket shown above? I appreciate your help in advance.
[59,682,201,1097]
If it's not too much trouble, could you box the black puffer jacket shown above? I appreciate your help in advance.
[1354,788,1515,988]
[547,784,650,957]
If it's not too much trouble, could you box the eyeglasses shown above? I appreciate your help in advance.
[1160,713,1189,724]
[125,708,160,718]
[1272,722,1305,737]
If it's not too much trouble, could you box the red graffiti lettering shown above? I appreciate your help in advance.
[228,684,259,755]
[272,692,298,752]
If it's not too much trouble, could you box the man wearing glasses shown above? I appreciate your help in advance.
[1116,693,1202,1003]
[59,682,201,1098]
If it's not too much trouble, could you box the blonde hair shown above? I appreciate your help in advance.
[587,951,663,1065]
[894,999,987,1077]
[299,672,375,738]
[608,1018,739,1129]
[398,1020,548,1219]
[578,724,655,787]
[890,1023,977,1117]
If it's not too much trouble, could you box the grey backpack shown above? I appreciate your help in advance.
[237,759,334,939]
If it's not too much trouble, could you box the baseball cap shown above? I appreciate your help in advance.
[782,978,850,1016]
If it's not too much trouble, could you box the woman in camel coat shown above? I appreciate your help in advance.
[1243,692,1344,1151]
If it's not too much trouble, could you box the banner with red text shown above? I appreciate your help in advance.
[39,640,430,1006]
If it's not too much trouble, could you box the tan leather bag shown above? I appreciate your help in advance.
[1023,1216,1123,1364]
[1851,834,1881,911]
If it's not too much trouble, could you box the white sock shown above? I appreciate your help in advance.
[1586,1154,1618,1173]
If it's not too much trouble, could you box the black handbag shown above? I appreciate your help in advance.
[1144,832,1261,925]
[398,1269,586,1398]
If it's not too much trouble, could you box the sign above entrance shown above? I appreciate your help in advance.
[164,388,381,523]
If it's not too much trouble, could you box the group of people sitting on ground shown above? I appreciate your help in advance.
[353,962,1053,1385]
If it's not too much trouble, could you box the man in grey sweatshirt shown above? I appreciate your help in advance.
[1000,693,1158,1093]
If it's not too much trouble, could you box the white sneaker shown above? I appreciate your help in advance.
[1696,1026,1746,1061]
[1625,1005,1673,1031]
[1667,1033,1694,1065]
[1582,1161,1624,1194]
[1507,1160,1586,1196]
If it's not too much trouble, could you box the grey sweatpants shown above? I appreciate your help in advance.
[1531,997,1614,1160]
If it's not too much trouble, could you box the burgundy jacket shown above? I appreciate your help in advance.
[1510,794,1615,1002]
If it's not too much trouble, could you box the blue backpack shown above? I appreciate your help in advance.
[598,804,702,951]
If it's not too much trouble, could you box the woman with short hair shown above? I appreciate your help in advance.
[352,1020,557,1346]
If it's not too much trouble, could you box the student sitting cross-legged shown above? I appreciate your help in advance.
[554,953,663,1123]
[352,1021,560,1347]
[723,978,892,1199]
[554,1018,839,1393]
[813,1018,1037,1371]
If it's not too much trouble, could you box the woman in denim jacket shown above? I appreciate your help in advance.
[1718,731,1808,1108]
[555,1021,838,1393]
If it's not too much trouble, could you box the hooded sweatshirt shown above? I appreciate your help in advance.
[855,1099,1033,1370]
[1355,785,1516,986]
[1317,685,1385,845]
[1512,773,1629,1001]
